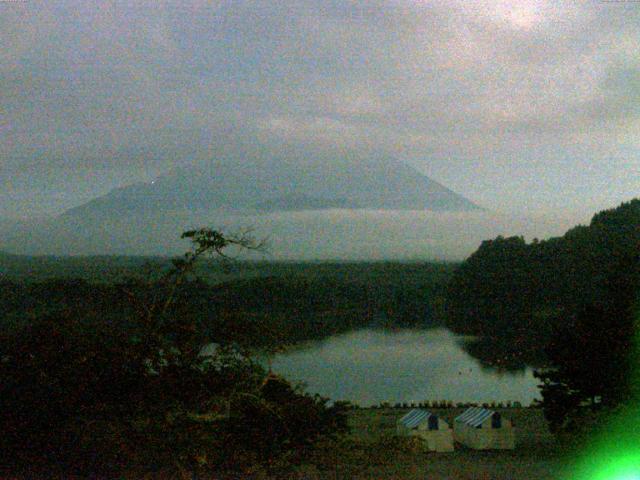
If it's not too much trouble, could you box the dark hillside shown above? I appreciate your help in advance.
[445,199,640,368]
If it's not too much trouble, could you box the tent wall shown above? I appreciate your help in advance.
[453,417,515,450]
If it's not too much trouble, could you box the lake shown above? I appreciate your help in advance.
[270,328,541,406]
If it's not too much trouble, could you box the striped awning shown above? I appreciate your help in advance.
[398,409,434,429]
[455,407,495,427]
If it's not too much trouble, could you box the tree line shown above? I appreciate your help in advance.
[0,263,450,351]
[445,199,640,432]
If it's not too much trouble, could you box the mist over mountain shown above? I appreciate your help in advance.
[0,208,574,260]
[0,149,576,259]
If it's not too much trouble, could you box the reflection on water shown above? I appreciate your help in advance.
[270,328,541,406]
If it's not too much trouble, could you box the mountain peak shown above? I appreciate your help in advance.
[62,151,479,219]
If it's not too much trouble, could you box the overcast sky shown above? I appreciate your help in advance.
[2,0,639,220]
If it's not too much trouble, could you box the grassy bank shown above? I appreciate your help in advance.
[299,407,565,480]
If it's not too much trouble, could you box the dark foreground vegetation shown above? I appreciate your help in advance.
[0,230,350,478]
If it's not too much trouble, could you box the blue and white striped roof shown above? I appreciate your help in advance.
[398,409,436,429]
[455,407,495,427]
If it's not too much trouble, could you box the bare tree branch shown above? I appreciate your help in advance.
[119,227,268,369]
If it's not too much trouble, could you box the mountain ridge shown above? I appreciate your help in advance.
[60,151,480,219]
[0,150,492,257]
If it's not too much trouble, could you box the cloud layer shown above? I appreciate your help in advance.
[2,0,639,218]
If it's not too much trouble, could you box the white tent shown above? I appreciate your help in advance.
[396,409,454,452]
[453,407,515,450]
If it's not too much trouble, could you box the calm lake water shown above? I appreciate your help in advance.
[270,328,541,406]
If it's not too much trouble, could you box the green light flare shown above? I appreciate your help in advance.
[564,313,640,480]
[594,454,640,480]
[563,410,640,479]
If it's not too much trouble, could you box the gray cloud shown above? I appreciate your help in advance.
[1,0,639,219]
